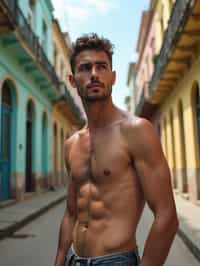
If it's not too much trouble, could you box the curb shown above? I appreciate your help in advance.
[178,228,200,262]
[0,195,65,241]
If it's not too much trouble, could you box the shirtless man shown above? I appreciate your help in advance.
[55,33,178,266]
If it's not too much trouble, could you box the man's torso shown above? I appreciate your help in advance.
[67,117,145,257]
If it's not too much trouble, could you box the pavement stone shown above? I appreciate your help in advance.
[0,187,66,240]
[174,192,200,262]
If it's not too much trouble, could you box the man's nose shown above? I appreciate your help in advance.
[91,66,99,79]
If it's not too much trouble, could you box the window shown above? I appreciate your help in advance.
[42,20,47,52]
[60,61,64,80]
[53,44,58,73]
[145,55,150,79]
[28,0,35,29]
[151,37,155,55]
[169,0,173,10]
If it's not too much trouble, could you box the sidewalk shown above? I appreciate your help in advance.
[174,192,200,261]
[0,187,66,240]
[0,188,199,262]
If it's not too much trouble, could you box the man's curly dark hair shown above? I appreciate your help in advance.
[70,33,114,73]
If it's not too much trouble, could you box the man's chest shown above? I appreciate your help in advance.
[68,130,131,184]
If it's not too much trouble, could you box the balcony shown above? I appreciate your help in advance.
[0,0,85,124]
[135,90,145,116]
[149,0,200,104]
[135,85,158,119]
[0,0,60,99]
[54,83,86,128]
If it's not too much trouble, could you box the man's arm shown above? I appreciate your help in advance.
[129,118,178,266]
[55,139,76,266]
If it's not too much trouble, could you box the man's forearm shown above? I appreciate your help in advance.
[139,213,178,266]
[55,212,74,266]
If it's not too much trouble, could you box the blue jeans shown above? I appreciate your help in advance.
[65,245,140,266]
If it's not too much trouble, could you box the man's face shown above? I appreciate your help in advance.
[69,50,116,102]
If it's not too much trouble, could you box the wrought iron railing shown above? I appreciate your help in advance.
[60,83,86,126]
[149,0,194,96]
[1,0,60,91]
[135,90,145,116]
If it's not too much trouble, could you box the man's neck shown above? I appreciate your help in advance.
[84,98,118,131]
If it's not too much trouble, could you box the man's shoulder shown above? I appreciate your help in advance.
[120,113,158,151]
[121,113,162,159]
[120,113,153,134]
[64,127,88,149]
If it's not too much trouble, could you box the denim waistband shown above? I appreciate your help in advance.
[66,245,139,266]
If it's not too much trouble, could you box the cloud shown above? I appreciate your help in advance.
[64,3,90,22]
[52,0,120,28]
[83,0,119,14]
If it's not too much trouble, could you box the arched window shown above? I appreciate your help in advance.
[195,87,200,147]
[178,100,188,193]
[163,117,168,159]
[2,83,12,161]
[2,82,12,107]
[170,110,177,188]
[53,123,58,185]
[42,112,48,184]
[61,128,64,183]
[0,80,17,201]
[25,100,35,192]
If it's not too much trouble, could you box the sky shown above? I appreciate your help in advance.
[52,0,150,110]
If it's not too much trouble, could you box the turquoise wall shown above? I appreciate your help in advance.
[0,0,57,200]
[18,0,53,60]
[0,41,52,175]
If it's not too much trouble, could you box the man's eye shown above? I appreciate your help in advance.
[79,65,91,71]
[98,64,107,70]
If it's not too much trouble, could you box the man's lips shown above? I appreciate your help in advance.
[87,83,105,89]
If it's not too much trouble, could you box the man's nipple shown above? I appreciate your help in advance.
[103,169,111,176]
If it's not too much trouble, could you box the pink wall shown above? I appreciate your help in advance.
[136,12,156,104]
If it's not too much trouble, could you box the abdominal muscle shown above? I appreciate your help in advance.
[72,180,144,257]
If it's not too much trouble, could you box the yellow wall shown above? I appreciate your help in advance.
[51,107,74,187]
[51,21,84,187]
[52,22,85,114]
[160,55,200,201]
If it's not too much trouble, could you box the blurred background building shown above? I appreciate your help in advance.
[127,0,200,204]
[0,0,85,202]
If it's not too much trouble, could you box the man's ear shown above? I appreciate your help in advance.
[112,71,116,85]
[68,74,76,88]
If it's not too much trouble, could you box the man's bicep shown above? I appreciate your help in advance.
[136,156,173,212]
[133,121,174,212]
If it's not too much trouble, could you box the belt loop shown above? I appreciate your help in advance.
[87,258,92,266]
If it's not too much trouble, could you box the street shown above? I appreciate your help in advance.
[0,202,199,266]
[137,206,199,266]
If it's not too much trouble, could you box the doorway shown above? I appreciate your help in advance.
[25,100,35,192]
[0,82,13,200]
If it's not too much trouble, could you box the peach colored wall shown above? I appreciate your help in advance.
[136,12,156,104]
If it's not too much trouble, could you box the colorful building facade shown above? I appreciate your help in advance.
[134,0,200,203]
[126,63,137,114]
[51,19,85,187]
[134,9,159,123]
[0,0,84,202]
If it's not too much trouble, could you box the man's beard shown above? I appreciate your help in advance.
[78,86,112,102]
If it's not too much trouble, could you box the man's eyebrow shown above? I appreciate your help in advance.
[79,60,108,65]
[95,61,108,65]
[79,62,91,66]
